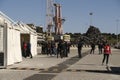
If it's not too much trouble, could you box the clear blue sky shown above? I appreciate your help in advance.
[0,0,120,34]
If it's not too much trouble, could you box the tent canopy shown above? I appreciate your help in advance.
[0,11,37,65]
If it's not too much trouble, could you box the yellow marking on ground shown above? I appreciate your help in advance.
[53,69,58,71]
[17,67,23,70]
[26,68,32,70]
[62,69,66,72]
[71,69,76,72]
[44,68,49,71]
[34,68,40,71]
[10,67,88,72]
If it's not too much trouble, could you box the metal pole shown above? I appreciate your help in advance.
[89,12,93,26]
[116,19,119,44]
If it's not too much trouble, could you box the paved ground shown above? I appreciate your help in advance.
[53,48,120,80]
[0,47,120,80]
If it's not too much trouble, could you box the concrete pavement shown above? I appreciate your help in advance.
[53,48,120,80]
[7,47,90,70]
[0,47,120,80]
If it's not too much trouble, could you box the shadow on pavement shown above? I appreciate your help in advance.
[23,74,56,80]
[40,51,90,73]
[85,66,120,75]
[110,67,120,74]
[23,50,90,80]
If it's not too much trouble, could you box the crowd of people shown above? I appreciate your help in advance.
[25,38,111,66]
[77,39,111,66]
[41,40,71,58]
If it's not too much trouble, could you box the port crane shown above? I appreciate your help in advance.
[46,0,68,41]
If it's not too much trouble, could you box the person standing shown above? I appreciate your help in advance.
[98,42,103,54]
[90,42,95,54]
[61,40,66,58]
[64,41,68,57]
[67,42,71,53]
[23,42,27,58]
[27,42,33,58]
[57,40,63,58]
[102,43,111,66]
[77,40,83,58]
[47,42,51,56]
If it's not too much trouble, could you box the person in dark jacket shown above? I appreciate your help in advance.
[27,42,33,58]
[57,40,63,58]
[98,42,103,54]
[77,40,84,58]
[90,42,95,54]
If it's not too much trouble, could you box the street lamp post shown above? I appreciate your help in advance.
[116,19,119,44]
[89,12,93,26]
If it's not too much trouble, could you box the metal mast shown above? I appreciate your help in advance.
[46,0,54,36]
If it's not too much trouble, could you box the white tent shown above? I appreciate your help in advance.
[0,11,38,66]
[0,11,22,65]
[18,22,37,56]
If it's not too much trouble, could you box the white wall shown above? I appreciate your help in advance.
[13,29,22,63]
[7,27,22,65]
[7,27,14,65]
[30,34,37,56]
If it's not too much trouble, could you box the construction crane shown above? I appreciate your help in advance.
[46,0,65,41]
[46,0,54,37]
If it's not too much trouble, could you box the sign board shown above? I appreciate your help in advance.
[63,34,70,42]
[46,36,54,41]
[54,35,63,41]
